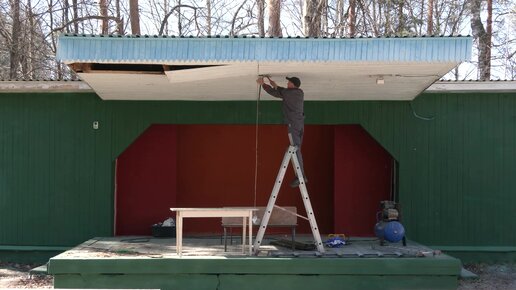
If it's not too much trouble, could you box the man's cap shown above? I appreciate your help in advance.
[286,76,301,88]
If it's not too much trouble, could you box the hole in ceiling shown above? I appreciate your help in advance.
[71,63,224,74]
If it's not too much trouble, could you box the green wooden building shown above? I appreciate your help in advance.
[1,36,515,272]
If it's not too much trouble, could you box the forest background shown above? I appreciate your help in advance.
[1,0,515,81]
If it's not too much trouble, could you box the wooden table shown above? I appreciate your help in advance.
[170,207,257,256]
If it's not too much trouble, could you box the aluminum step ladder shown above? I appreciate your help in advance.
[253,134,325,255]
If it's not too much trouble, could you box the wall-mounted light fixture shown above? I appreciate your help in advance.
[93,121,99,130]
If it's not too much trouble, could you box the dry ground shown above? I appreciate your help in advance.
[0,262,52,288]
[0,261,514,289]
[458,263,516,290]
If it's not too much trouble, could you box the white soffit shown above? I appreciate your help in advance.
[78,61,458,100]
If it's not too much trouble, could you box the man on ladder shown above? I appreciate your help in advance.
[255,76,325,255]
[256,76,307,187]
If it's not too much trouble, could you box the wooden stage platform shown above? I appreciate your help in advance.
[48,235,462,290]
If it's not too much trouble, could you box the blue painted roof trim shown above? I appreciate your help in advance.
[57,34,472,63]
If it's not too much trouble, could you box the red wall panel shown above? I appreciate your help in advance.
[115,125,178,236]
[116,124,393,237]
[334,125,393,236]
[176,125,334,234]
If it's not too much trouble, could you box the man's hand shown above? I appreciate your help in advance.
[269,79,278,89]
[265,77,278,89]
[256,77,265,85]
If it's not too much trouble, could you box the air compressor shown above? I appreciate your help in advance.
[374,200,406,246]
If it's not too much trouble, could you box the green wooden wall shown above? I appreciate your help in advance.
[0,91,515,249]
[0,93,112,246]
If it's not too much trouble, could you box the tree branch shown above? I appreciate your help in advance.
[508,50,516,60]
[158,4,198,36]
[230,0,247,36]
[52,16,122,32]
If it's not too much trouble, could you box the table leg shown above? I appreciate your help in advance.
[291,226,296,250]
[176,211,183,256]
[224,227,228,252]
[242,216,246,254]
[248,211,253,255]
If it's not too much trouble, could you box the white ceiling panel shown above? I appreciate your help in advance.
[78,61,458,100]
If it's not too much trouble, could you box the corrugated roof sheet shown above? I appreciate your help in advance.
[57,34,472,64]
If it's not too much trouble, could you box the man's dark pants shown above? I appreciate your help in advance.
[288,123,305,178]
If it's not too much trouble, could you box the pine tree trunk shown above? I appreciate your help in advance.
[27,0,35,78]
[257,0,265,37]
[427,0,433,35]
[10,0,21,79]
[336,0,344,36]
[100,0,109,34]
[130,0,141,34]
[177,0,182,36]
[485,0,492,79]
[73,0,79,33]
[268,0,282,36]
[206,0,212,35]
[470,0,490,80]
[116,0,123,34]
[303,0,314,36]
[321,0,328,36]
[63,0,69,33]
[397,0,404,35]
[349,0,356,36]
[304,0,323,37]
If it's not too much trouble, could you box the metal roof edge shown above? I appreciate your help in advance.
[59,33,472,39]
[0,80,93,93]
[426,80,516,93]
[57,35,472,63]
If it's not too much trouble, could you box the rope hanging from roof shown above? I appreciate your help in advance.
[253,63,261,207]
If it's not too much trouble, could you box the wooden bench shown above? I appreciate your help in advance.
[222,206,297,251]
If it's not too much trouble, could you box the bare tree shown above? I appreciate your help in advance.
[130,0,141,34]
[72,0,79,33]
[303,0,327,36]
[268,0,282,36]
[0,0,513,80]
[177,0,182,35]
[24,0,34,78]
[349,0,356,36]
[397,0,405,34]
[334,0,345,36]
[303,0,316,36]
[207,0,212,35]
[99,0,109,33]
[257,0,265,36]
[10,0,21,78]
[485,0,492,78]
[427,0,434,34]
[321,0,328,35]
[229,0,256,35]
[158,4,198,35]
[62,0,69,33]
[471,0,492,80]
